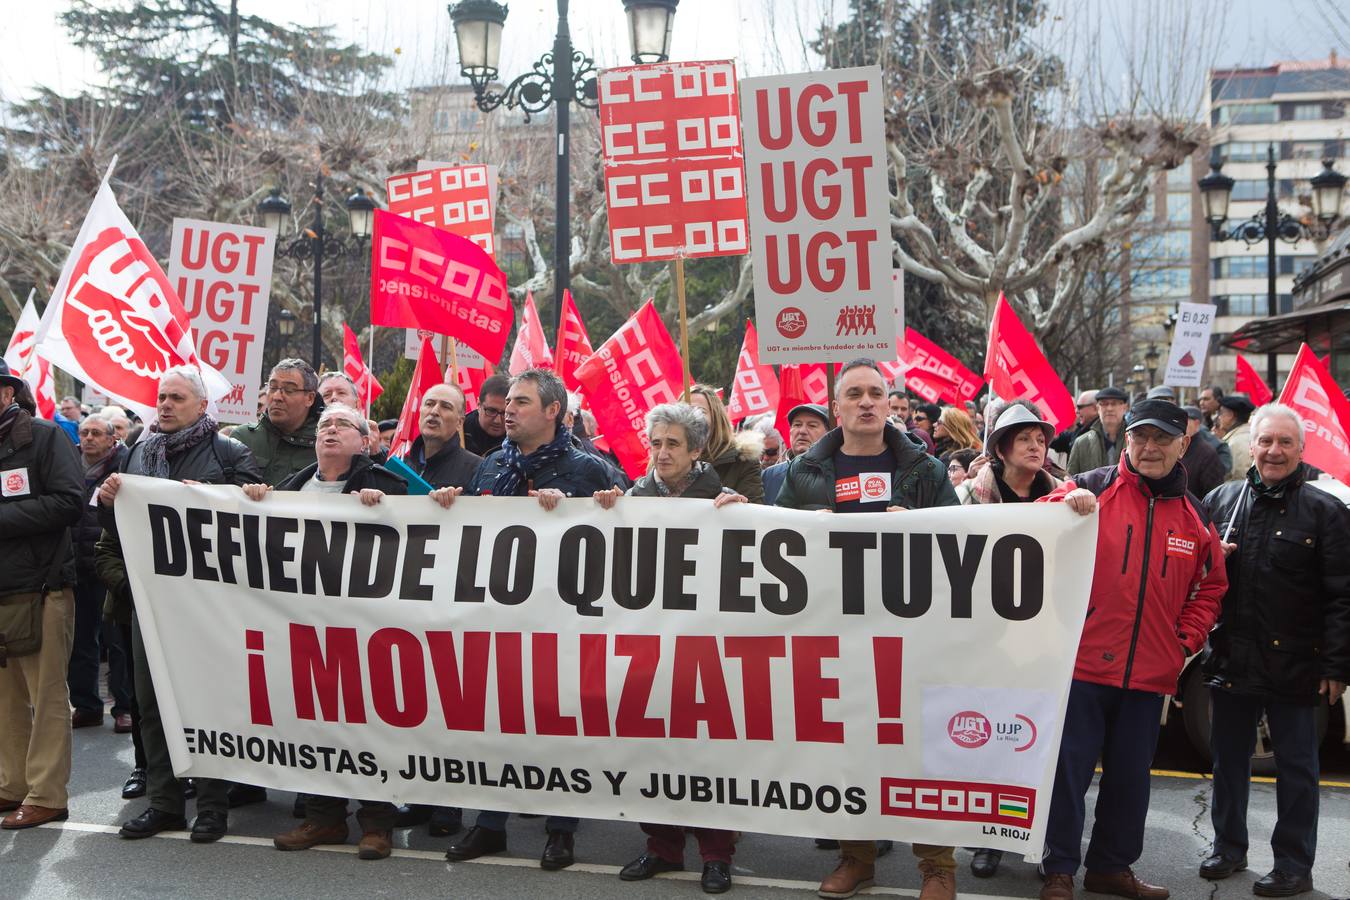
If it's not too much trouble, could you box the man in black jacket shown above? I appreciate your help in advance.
[408,383,481,490]
[1200,404,1350,897]
[461,374,509,457]
[0,362,84,830]
[96,366,262,844]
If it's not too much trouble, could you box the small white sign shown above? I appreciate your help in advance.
[1163,302,1217,388]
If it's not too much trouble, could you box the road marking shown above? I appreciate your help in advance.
[35,820,1028,898]
[1142,768,1350,789]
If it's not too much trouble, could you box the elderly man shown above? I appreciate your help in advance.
[462,373,510,457]
[762,403,829,505]
[232,358,323,486]
[96,366,262,843]
[317,371,361,410]
[1199,405,1350,897]
[98,407,132,444]
[69,415,128,731]
[1067,385,1129,475]
[775,360,959,900]
[0,361,83,830]
[1051,390,1099,456]
[756,420,785,469]
[1039,399,1227,900]
[1218,395,1254,481]
[1199,385,1225,431]
[409,384,482,490]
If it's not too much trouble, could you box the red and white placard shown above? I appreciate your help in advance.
[741,66,895,364]
[386,164,497,259]
[598,60,749,264]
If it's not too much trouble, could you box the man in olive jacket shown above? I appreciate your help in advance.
[1199,404,1350,897]
[0,361,84,830]
[231,358,323,486]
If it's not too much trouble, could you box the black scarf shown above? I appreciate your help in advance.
[139,414,219,479]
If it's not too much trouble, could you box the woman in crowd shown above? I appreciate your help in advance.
[593,402,745,893]
[962,401,1062,505]
[932,407,982,462]
[687,384,765,503]
[947,447,981,503]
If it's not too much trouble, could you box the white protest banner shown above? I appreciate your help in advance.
[117,478,1097,858]
[167,218,276,422]
[1162,302,1217,388]
[741,66,894,364]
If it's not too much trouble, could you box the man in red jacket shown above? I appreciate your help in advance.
[1037,399,1227,900]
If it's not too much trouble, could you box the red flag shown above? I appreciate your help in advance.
[508,292,554,375]
[725,320,780,424]
[575,300,687,479]
[774,363,829,438]
[342,322,383,411]
[553,290,593,392]
[1278,344,1350,486]
[369,209,512,364]
[1234,354,1273,406]
[984,295,1074,432]
[4,294,57,419]
[32,177,229,421]
[386,338,445,460]
[896,328,984,405]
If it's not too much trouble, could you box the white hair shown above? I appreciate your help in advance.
[79,414,115,436]
[161,365,207,400]
[1249,403,1305,448]
[319,403,369,435]
[747,415,784,445]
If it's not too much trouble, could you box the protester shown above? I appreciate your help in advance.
[238,403,408,861]
[99,407,132,444]
[1218,395,1254,481]
[59,395,82,423]
[946,448,980,501]
[932,406,982,462]
[1199,385,1225,432]
[406,383,482,490]
[96,366,262,843]
[762,402,829,504]
[688,384,764,503]
[585,403,744,892]
[749,416,786,469]
[0,362,83,830]
[317,371,361,410]
[887,389,910,424]
[1050,390,1098,455]
[1199,404,1350,897]
[775,359,959,900]
[1038,399,1227,900]
[232,358,323,486]
[1067,385,1128,475]
[462,373,509,457]
[963,402,1061,506]
[1180,406,1227,500]
[69,415,129,731]
[377,418,397,453]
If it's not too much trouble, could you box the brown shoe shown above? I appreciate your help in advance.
[1,805,69,829]
[818,855,876,898]
[272,820,349,851]
[357,829,392,860]
[72,709,103,728]
[1042,873,1075,900]
[918,860,956,900]
[0,798,20,813]
[113,713,133,734]
[1083,868,1169,900]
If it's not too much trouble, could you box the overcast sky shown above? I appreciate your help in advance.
[0,0,1342,108]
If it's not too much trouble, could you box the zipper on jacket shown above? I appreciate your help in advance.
[1160,529,1172,578]
[1122,498,1156,689]
[1120,525,1133,574]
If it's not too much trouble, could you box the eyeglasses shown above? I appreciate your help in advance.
[479,404,506,419]
[947,463,965,473]
[78,428,109,437]
[762,447,780,459]
[913,415,928,423]
[266,383,311,396]
[1127,430,1178,448]
[319,418,362,433]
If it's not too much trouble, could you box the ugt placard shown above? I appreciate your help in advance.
[742,67,895,364]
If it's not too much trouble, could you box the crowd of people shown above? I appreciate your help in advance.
[1,353,1348,900]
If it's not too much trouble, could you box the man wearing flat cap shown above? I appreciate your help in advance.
[1217,395,1255,481]
[1067,386,1129,475]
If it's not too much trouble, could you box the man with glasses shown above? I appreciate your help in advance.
[1038,399,1227,900]
[462,374,510,457]
[1068,386,1129,476]
[1051,390,1098,456]
[233,359,324,488]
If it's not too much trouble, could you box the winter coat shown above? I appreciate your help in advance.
[1222,422,1252,482]
[1197,426,1232,473]
[762,460,788,505]
[1050,420,1093,455]
[774,425,959,511]
[710,432,764,504]
[408,434,483,489]
[277,454,409,495]
[1042,455,1227,694]
[462,409,504,458]
[1181,432,1227,501]
[961,462,1061,505]
[628,462,724,499]
[231,398,322,486]
[0,409,84,597]
[1201,466,1350,703]
[1067,418,1124,476]
[467,432,616,497]
[75,444,128,583]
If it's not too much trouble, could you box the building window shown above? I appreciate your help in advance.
[1165,194,1190,222]
[1214,294,1294,316]
[1218,142,1267,163]
[1166,159,1192,189]
[1133,267,1190,298]
[1290,103,1324,121]
[1134,230,1190,261]
[1216,103,1278,125]
[433,109,450,132]
[1289,141,1327,160]
[1212,257,1315,279]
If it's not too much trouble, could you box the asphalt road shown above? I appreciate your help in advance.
[4,712,1350,900]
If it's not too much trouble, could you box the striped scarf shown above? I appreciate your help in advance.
[491,426,572,497]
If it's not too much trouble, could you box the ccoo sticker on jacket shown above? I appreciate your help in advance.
[1,467,31,498]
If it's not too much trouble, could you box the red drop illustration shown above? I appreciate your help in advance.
[1178,351,1195,366]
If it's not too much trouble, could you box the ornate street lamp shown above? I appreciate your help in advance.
[447,0,679,330]
[1144,342,1161,387]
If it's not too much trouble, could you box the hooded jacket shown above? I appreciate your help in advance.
[710,431,764,504]
[231,397,323,486]
[1042,454,1227,694]
[774,425,958,511]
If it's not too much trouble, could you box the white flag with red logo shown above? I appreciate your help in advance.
[508,292,554,375]
[33,176,229,421]
[3,292,57,418]
[342,322,383,411]
[725,320,780,423]
[1278,343,1350,485]
[553,290,593,393]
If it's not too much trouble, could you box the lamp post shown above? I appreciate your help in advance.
[277,307,297,358]
[257,175,377,370]
[1144,342,1161,388]
[1198,148,1346,387]
[448,0,679,330]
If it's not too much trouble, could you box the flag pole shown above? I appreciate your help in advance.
[675,257,692,401]
[447,337,464,448]
[98,155,119,193]
[366,325,374,418]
